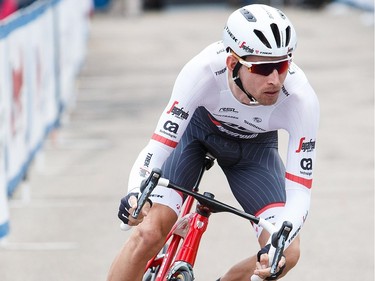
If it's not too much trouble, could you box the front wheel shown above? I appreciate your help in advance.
[167,261,194,281]
[170,270,194,281]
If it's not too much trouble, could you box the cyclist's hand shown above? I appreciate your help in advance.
[118,192,152,226]
[253,244,286,280]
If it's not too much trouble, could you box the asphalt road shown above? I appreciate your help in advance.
[0,3,373,281]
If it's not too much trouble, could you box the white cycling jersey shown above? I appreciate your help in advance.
[128,41,319,242]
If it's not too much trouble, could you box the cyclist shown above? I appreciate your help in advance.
[107,4,319,281]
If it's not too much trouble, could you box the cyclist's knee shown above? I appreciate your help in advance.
[137,223,163,244]
[131,204,176,254]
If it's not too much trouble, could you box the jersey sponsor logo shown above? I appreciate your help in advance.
[300,158,312,170]
[150,194,164,199]
[281,86,289,97]
[244,119,266,132]
[176,203,181,211]
[288,65,296,75]
[139,167,149,178]
[212,114,238,120]
[288,210,308,244]
[300,158,313,176]
[216,48,226,55]
[217,124,258,139]
[219,107,238,113]
[288,225,301,244]
[213,108,239,119]
[216,125,258,139]
[215,67,227,76]
[166,101,189,120]
[300,170,312,176]
[162,120,179,134]
[295,137,316,153]
[221,121,249,132]
[143,153,153,168]
[209,115,258,139]
[138,151,153,177]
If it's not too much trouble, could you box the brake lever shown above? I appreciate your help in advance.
[269,221,293,275]
[132,168,162,219]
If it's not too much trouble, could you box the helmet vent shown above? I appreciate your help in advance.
[253,30,271,49]
[285,26,291,46]
[270,23,281,48]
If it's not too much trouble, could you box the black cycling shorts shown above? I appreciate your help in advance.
[161,107,286,216]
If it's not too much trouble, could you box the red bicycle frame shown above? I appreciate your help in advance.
[144,193,209,280]
[138,156,292,281]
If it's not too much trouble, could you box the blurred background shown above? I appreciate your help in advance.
[0,0,373,280]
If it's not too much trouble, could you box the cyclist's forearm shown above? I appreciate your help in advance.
[270,188,310,248]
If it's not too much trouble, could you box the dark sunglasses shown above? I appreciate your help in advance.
[232,52,291,76]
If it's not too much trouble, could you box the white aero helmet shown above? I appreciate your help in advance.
[223,4,297,57]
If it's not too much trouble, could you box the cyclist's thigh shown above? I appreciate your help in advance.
[221,131,286,216]
[151,113,209,213]
[162,118,208,189]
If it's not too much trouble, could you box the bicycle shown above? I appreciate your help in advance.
[122,153,293,281]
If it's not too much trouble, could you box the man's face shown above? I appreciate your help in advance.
[227,54,290,106]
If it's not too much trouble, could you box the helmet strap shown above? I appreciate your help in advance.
[232,62,259,105]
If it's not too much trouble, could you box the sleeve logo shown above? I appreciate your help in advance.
[163,120,179,134]
[300,158,313,170]
[296,137,316,153]
[166,101,189,120]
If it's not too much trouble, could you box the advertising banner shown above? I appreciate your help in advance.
[0,0,92,239]
[0,38,10,238]
[5,18,29,196]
